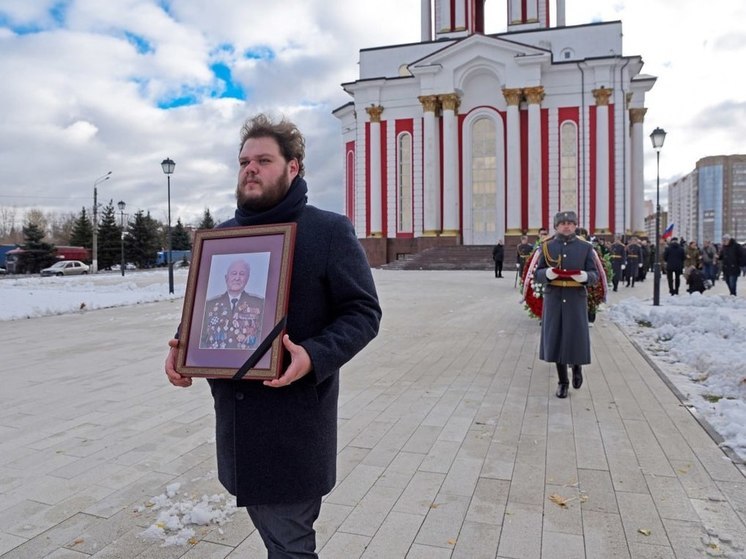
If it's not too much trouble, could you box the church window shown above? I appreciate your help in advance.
[471,117,497,240]
[559,121,578,213]
[397,132,413,233]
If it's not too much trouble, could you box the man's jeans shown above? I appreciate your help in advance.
[703,262,716,283]
[724,274,739,296]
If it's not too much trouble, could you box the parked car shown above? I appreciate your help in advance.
[0,267,6,275]
[110,263,137,271]
[40,260,90,277]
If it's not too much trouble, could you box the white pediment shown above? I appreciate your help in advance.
[408,34,551,94]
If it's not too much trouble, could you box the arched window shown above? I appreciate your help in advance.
[559,121,578,212]
[397,132,413,233]
[471,117,497,243]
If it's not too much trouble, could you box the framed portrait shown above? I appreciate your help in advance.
[176,223,296,380]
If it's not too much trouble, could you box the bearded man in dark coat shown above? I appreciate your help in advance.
[534,211,600,398]
[165,114,381,558]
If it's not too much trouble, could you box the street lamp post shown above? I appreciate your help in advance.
[650,127,667,306]
[92,171,112,273]
[117,200,126,277]
[161,158,176,294]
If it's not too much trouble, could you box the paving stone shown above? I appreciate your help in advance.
[358,511,423,558]
[581,510,631,559]
[540,530,585,559]
[393,471,445,516]
[643,473,700,522]
[413,493,470,549]
[497,501,543,559]
[616,492,670,547]
[465,477,509,525]
[451,520,501,558]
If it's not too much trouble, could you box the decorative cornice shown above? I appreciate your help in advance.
[629,108,647,124]
[365,104,384,123]
[523,86,545,105]
[439,93,461,113]
[592,87,612,106]
[418,95,440,113]
[502,87,523,106]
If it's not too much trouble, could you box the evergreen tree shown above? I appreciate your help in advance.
[69,207,93,248]
[97,200,121,270]
[20,223,56,273]
[125,210,161,268]
[198,208,215,229]
[171,218,192,251]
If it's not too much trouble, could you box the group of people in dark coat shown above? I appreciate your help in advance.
[605,235,651,291]
[662,235,746,296]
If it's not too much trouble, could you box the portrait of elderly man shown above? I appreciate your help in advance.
[200,258,265,350]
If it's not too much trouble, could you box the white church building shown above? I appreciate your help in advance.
[334,0,656,265]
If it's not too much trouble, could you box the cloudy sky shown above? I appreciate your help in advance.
[1,0,744,228]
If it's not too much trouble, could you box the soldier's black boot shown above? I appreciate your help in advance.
[572,364,583,389]
[555,363,569,398]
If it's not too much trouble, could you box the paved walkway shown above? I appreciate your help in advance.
[0,270,744,558]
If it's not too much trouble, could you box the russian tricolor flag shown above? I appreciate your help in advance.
[661,223,674,240]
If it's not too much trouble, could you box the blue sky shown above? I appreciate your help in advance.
[0,0,744,228]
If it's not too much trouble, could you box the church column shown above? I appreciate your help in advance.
[503,87,523,234]
[421,0,431,41]
[629,107,647,236]
[439,93,460,236]
[365,105,384,237]
[593,87,611,234]
[524,86,544,232]
[419,95,441,235]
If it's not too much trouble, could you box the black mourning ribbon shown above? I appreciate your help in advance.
[232,316,287,380]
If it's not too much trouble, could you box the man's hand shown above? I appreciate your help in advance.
[621,264,626,270]
[545,267,559,280]
[572,271,589,283]
[263,334,312,388]
[165,338,193,387]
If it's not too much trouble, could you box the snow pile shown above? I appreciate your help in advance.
[138,482,238,547]
[608,294,746,459]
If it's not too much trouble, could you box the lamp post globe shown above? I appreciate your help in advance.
[649,127,666,307]
[117,200,126,277]
[161,158,176,294]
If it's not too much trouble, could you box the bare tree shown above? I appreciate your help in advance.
[0,205,19,243]
[49,211,77,245]
[23,209,49,234]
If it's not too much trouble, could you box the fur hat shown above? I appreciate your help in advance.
[554,210,578,228]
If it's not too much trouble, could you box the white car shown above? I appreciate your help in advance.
[40,260,90,277]
[110,263,137,271]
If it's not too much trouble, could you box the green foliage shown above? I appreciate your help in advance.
[97,200,121,270]
[69,207,93,249]
[198,208,216,230]
[20,223,56,273]
[125,210,161,268]
[171,218,192,251]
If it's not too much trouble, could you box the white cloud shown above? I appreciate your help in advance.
[0,0,743,226]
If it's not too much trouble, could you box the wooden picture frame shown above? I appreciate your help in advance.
[176,223,296,380]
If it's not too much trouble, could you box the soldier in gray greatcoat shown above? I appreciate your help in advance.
[534,211,600,398]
